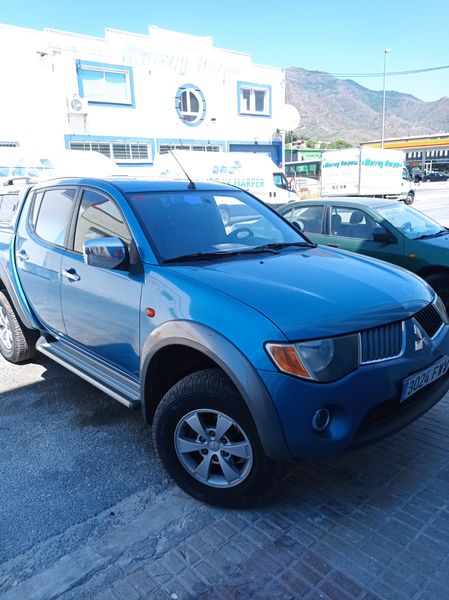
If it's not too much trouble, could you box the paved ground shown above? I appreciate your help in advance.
[1,349,449,599]
[412,184,449,226]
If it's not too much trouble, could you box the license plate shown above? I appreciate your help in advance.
[401,356,449,402]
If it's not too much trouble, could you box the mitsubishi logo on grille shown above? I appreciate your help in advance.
[413,322,428,351]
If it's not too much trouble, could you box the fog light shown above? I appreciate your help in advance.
[312,408,331,432]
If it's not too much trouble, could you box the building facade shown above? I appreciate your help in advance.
[361,134,449,173]
[0,24,289,167]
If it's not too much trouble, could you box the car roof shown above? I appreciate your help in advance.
[31,177,239,194]
[280,197,398,211]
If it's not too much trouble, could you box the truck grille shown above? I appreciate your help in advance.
[414,303,443,339]
[360,321,403,364]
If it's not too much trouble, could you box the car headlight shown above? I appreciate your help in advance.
[266,333,360,382]
[435,296,449,324]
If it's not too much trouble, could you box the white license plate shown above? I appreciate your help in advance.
[401,356,449,402]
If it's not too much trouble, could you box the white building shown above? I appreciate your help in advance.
[0,23,291,168]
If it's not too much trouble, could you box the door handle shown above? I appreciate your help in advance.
[17,250,29,261]
[327,243,340,248]
[62,269,80,282]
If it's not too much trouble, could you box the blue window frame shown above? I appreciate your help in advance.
[76,60,135,107]
[237,81,271,118]
[175,84,206,127]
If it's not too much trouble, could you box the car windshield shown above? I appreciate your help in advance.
[376,204,444,240]
[127,189,311,262]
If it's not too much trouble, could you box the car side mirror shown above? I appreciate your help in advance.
[83,237,129,270]
[292,220,305,232]
[372,231,396,244]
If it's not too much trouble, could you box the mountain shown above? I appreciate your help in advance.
[285,67,449,145]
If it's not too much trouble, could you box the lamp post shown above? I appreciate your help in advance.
[381,48,391,148]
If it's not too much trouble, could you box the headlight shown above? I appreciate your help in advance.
[266,333,360,382]
[435,296,449,324]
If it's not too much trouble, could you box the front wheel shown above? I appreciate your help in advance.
[0,290,38,363]
[404,192,414,205]
[425,273,449,312]
[153,369,277,507]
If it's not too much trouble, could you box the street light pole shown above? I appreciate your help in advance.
[381,48,391,149]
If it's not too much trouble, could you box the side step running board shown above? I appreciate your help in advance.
[36,336,141,410]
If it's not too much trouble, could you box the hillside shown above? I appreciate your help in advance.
[285,67,449,145]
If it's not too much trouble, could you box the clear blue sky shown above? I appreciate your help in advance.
[1,0,448,101]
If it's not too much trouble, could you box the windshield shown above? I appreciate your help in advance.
[376,204,444,239]
[127,189,308,261]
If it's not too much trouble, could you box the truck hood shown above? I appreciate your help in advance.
[170,246,433,340]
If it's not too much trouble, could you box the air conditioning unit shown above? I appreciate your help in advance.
[67,95,88,115]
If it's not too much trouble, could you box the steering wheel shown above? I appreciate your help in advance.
[400,221,413,233]
[227,227,255,242]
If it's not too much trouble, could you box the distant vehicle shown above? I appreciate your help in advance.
[285,159,321,196]
[278,197,449,309]
[321,148,415,204]
[150,150,297,224]
[422,172,449,183]
[0,149,122,186]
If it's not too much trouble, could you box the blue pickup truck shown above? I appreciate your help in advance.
[1,178,449,507]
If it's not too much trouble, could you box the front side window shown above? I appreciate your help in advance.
[32,189,77,246]
[238,82,271,117]
[329,207,380,241]
[77,60,134,106]
[175,84,206,126]
[74,190,132,253]
[127,190,308,262]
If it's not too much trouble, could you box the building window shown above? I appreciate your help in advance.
[175,84,206,127]
[77,60,135,107]
[159,143,221,153]
[238,82,271,117]
[68,140,151,163]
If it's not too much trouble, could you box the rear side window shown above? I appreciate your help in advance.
[32,188,77,246]
[0,193,19,224]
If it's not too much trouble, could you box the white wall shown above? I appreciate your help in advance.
[0,23,287,163]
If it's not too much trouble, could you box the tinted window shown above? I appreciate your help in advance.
[33,189,76,246]
[330,207,379,240]
[0,194,19,224]
[74,190,131,253]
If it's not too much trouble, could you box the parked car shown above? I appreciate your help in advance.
[278,198,449,309]
[1,180,449,506]
[422,172,449,182]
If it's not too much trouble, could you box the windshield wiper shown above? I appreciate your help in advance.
[248,241,317,251]
[413,229,448,240]
[163,242,315,264]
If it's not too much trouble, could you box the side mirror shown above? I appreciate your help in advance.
[83,237,129,269]
[292,220,305,232]
[372,231,396,244]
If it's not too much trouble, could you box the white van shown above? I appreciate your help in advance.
[150,151,297,223]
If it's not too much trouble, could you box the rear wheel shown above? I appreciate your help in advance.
[425,274,449,312]
[0,290,37,363]
[153,369,277,507]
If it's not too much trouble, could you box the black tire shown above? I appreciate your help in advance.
[152,368,278,507]
[425,274,449,313]
[404,192,414,205]
[0,290,38,363]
